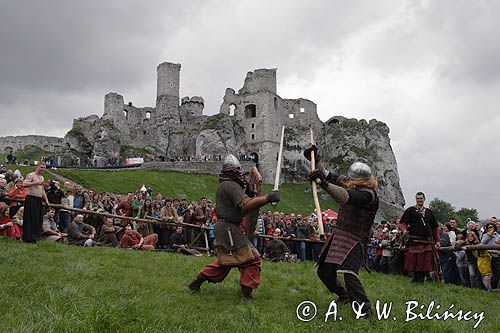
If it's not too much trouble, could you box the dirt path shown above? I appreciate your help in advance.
[45,169,84,189]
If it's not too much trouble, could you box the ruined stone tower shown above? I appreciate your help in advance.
[103,92,127,131]
[219,68,323,184]
[156,62,181,123]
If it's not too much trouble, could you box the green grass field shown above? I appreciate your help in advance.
[0,238,497,333]
[54,168,338,215]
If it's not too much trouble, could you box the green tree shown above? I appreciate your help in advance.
[455,208,479,227]
[429,198,456,223]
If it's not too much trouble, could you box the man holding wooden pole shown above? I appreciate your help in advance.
[305,145,378,317]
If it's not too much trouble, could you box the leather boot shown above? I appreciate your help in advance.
[188,274,207,293]
[240,286,253,301]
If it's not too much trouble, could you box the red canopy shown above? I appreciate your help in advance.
[322,209,338,222]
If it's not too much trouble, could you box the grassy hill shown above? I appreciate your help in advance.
[53,168,339,215]
[0,238,496,332]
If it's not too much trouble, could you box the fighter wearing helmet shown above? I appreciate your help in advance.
[305,146,378,317]
[188,153,280,300]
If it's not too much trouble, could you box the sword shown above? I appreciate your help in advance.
[274,125,285,191]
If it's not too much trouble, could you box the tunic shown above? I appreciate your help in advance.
[400,206,439,272]
[214,181,258,265]
[318,187,378,271]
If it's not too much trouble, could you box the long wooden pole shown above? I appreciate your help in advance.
[8,198,211,230]
[437,244,500,252]
[309,128,324,235]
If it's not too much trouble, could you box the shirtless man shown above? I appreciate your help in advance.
[22,162,50,242]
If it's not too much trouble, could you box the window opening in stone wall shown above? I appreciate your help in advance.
[229,104,236,116]
[300,107,305,113]
[146,111,151,119]
[251,123,255,129]
[245,104,257,118]
[289,113,294,119]
[274,97,278,111]
[124,110,128,120]
[251,133,255,140]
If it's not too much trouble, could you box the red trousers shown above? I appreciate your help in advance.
[200,256,261,289]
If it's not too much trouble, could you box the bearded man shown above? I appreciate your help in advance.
[399,192,440,283]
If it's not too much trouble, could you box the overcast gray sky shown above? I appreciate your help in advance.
[1,0,499,218]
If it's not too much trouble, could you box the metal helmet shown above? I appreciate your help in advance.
[222,153,241,171]
[347,162,372,179]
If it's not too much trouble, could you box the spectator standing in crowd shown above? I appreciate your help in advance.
[379,229,394,274]
[439,223,458,284]
[59,188,73,232]
[465,232,482,288]
[46,180,64,222]
[7,178,27,217]
[307,143,378,317]
[399,192,440,284]
[481,223,500,289]
[187,154,280,301]
[207,218,215,252]
[116,192,134,225]
[136,199,154,237]
[132,192,144,218]
[473,246,493,291]
[462,219,479,239]
[72,186,89,211]
[22,162,50,243]
[295,217,309,262]
[445,221,457,246]
[448,218,462,239]
[455,234,469,287]
[159,198,179,248]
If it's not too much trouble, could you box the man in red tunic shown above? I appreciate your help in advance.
[306,146,378,317]
[187,154,280,301]
[121,224,158,251]
[399,192,440,283]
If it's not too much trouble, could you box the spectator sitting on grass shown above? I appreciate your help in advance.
[97,218,121,247]
[264,228,289,262]
[66,214,97,246]
[42,207,67,243]
[0,202,22,240]
[169,226,202,256]
[121,224,158,251]
[0,177,8,205]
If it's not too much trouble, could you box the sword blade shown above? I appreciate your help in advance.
[274,125,285,190]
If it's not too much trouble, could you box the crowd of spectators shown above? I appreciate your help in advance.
[0,165,498,291]
[364,217,500,291]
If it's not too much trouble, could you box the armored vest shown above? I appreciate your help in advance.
[335,188,378,243]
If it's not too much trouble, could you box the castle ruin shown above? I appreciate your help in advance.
[0,61,406,216]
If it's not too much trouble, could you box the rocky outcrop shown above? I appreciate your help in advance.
[322,116,404,208]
